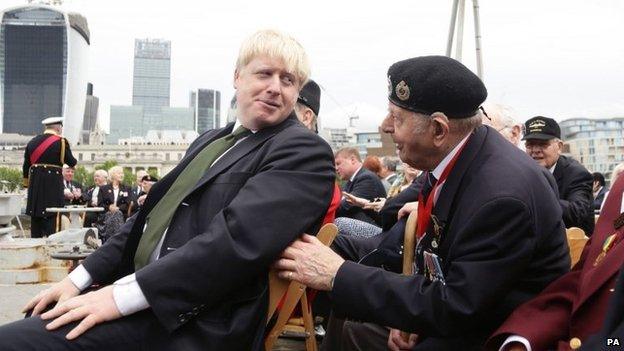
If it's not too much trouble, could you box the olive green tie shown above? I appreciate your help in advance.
[134,126,250,269]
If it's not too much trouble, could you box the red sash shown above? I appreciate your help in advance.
[416,137,470,238]
[30,135,61,165]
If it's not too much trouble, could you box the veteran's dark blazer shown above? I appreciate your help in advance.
[79,114,335,350]
[488,175,624,351]
[100,183,133,219]
[337,167,387,225]
[330,125,570,350]
[554,155,595,235]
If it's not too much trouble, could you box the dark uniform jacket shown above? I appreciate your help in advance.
[100,184,133,219]
[330,126,570,350]
[488,175,624,351]
[22,131,77,217]
[593,186,608,210]
[553,155,595,236]
[337,167,387,225]
[80,115,335,350]
[63,180,84,206]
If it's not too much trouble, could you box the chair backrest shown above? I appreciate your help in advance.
[566,227,588,268]
[403,211,419,275]
[266,223,339,322]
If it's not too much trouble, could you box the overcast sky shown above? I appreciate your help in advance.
[3,0,624,130]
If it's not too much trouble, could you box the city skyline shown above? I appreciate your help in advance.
[1,0,623,133]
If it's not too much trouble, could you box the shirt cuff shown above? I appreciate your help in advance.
[500,335,532,351]
[112,273,150,316]
[68,265,93,291]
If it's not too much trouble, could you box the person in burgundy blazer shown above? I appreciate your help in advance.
[487,174,624,351]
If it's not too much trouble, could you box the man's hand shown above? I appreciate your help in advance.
[363,198,386,212]
[274,234,345,291]
[22,276,80,316]
[343,192,370,208]
[397,201,418,219]
[41,285,122,340]
[388,329,418,351]
[137,194,147,206]
[109,204,119,212]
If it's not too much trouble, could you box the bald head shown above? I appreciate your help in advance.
[481,103,522,146]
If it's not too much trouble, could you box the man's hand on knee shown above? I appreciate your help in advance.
[22,276,80,316]
[41,285,122,340]
[388,328,418,351]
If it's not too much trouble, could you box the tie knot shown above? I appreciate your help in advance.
[231,126,251,140]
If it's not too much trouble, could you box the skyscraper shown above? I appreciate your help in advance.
[189,89,220,133]
[0,5,90,141]
[132,39,170,115]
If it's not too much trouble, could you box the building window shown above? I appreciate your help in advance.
[91,153,95,161]
[78,153,83,161]
[165,153,170,161]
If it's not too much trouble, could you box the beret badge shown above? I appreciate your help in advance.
[395,81,410,101]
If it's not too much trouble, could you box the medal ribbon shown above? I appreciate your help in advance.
[416,137,471,239]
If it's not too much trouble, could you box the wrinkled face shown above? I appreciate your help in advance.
[381,102,433,170]
[234,55,300,130]
[93,173,107,186]
[62,168,74,181]
[334,154,358,181]
[525,138,561,168]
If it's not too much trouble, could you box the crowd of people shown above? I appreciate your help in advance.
[4,29,624,351]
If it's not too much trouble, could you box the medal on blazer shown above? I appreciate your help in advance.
[594,213,624,267]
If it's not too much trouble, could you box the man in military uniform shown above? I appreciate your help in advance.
[488,173,624,351]
[23,117,77,238]
[523,116,595,235]
[275,56,570,350]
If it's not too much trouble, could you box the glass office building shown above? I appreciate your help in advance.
[190,89,220,133]
[132,39,170,115]
[561,117,624,183]
[0,5,90,141]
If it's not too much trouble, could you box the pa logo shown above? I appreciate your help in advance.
[607,338,620,346]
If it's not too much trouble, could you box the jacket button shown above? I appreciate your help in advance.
[569,337,582,349]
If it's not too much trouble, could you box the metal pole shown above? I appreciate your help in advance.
[472,0,484,79]
[455,0,466,61]
[446,0,460,57]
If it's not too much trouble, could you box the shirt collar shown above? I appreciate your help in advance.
[350,165,363,182]
[549,162,557,174]
[44,129,59,136]
[234,119,258,134]
[431,133,471,180]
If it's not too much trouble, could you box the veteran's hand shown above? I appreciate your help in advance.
[275,234,345,291]
[41,285,122,340]
[388,329,418,351]
[363,198,386,212]
[22,276,80,316]
[397,201,419,219]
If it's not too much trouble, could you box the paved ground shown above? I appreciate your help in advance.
[0,283,307,350]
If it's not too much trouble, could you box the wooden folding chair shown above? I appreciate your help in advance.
[566,227,588,268]
[265,223,338,351]
[399,210,419,341]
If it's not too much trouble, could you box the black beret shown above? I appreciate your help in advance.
[141,175,159,182]
[298,79,321,116]
[522,116,561,140]
[387,56,487,118]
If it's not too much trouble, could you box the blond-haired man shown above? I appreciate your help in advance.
[0,29,335,351]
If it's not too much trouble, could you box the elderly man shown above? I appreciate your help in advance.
[335,147,387,225]
[481,103,523,147]
[488,174,624,351]
[23,117,77,237]
[0,29,335,351]
[62,165,83,206]
[82,169,108,228]
[523,116,594,235]
[275,56,569,350]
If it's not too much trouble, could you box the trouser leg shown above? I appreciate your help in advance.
[0,309,158,351]
[29,217,44,238]
[341,321,390,351]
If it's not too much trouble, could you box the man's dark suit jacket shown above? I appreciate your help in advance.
[594,186,608,210]
[329,126,570,350]
[100,183,133,219]
[79,115,335,350]
[63,180,84,206]
[553,155,595,235]
[337,167,387,225]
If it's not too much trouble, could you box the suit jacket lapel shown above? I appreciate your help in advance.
[434,126,487,251]
[553,156,567,194]
[189,114,297,194]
